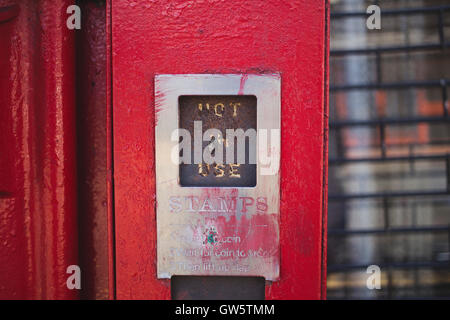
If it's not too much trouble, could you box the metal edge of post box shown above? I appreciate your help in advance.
[110,0,329,300]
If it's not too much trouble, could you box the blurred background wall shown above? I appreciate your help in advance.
[327,0,450,299]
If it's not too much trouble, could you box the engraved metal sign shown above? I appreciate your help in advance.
[179,95,257,187]
[155,74,280,280]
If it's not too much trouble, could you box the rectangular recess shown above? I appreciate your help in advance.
[179,95,257,187]
[171,276,265,300]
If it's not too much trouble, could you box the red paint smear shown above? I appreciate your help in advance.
[154,88,165,126]
[192,187,279,276]
[184,212,279,277]
[238,74,248,95]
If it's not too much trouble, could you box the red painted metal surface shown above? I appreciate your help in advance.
[112,0,329,299]
[76,1,109,300]
[106,0,116,300]
[0,0,111,300]
[0,0,78,299]
[322,1,330,300]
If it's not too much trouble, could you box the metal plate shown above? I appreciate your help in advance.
[155,74,280,281]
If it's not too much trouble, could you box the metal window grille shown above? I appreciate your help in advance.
[328,0,450,299]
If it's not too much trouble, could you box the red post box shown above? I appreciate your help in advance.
[111,0,329,300]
